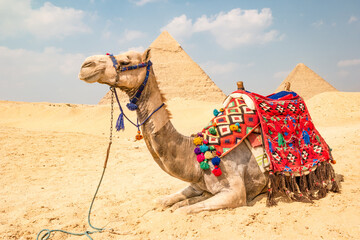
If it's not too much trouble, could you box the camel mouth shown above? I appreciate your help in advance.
[78,69,104,83]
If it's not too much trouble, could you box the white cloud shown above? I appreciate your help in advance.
[312,20,324,27]
[130,0,165,6]
[348,16,358,24]
[337,59,360,67]
[119,29,146,43]
[127,46,145,53]
[0,0,91,39]
[161,15,193,40]
[0,46,85,77]
[200,61,254,76]
[0,45,90,103]
[161,8,282,49]
[273,71,290,79]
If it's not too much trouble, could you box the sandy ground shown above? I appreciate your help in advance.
[1,92,360,240]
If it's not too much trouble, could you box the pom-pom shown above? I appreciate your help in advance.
[212,156,221,166]
[200,161,210,170]
[204,151,214,159]
[197,132,203,137]
[193,137,202,146]
[199,144,209,153]
[209,146,216,151]
[219,108,224,112]
[212,122,217,127]
[235,123,240,127]
[135,130,143,140]
[209,127,217,135]
[212,166,222,176]
[126,102,138,111]
[197,153,205,162]
[230,124,239,131]
[213,109,220,116]
[331,159,336,164]
[194,147,201,155]
[203,139,209,145]
[216,151,222,156]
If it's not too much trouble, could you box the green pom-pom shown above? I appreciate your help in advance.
[209,146,216,151]
[209,127,217,135]
[200,161,210,170]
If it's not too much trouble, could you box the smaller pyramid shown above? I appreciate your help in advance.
[275,63,337,99]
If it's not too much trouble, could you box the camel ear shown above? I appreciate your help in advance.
[141,48,151,62]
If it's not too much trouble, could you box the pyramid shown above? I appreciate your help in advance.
[275,63,338,99]
[99,31,226,104]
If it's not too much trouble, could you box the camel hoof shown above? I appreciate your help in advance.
[174,206,192,215]
[154,196,173,209]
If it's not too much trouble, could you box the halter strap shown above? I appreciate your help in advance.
[106,53,164,135]
[106,53,152,111]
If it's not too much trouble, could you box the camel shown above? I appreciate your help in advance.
[78,49,288,213]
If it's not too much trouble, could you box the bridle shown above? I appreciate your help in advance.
[106,53,165,140]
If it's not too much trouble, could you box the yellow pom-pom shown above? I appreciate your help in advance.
[193,137,203,146]
[219,108,225,112]
[230,124,239,131]
[204,151,214,159]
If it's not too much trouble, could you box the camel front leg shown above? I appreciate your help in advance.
[170,192,213,211]
[175,178,247,214]
[156,184,204,208]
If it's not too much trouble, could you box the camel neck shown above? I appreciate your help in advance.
[134,71,202,182]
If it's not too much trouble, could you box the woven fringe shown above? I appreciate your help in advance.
[266,172,277,207]
[266,161,339,206]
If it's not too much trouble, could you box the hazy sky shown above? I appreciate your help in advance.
[1,0,359,104]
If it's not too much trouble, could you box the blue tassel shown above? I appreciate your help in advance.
[126,102,138,111]
[302,130,310,145]
[116,112,125,131]
[268,139,274,153]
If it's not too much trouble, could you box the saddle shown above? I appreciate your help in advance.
[192,88,338,205]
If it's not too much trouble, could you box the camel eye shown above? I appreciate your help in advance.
[120,60,130,65]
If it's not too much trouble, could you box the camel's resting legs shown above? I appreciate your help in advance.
[170,192,213,211]
[156,184,204,208]
[174,173,247,214]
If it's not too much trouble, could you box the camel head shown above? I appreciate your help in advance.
[78,48,152,93]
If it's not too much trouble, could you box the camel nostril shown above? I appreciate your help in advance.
[81,61,95,68]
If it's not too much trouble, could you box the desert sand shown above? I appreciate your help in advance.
[0,91,360,240]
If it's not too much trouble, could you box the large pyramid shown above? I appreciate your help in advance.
[99,31,226,104]
[275,63,337,99]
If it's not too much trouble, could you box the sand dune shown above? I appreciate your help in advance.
[0,92,359,239]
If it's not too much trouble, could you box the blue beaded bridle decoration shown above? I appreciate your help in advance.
[106,53,164,135]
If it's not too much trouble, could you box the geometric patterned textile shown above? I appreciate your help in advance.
[237,90,332,175]
[201,97,260,157]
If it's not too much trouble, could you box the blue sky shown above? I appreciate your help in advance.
[0,0,359,104]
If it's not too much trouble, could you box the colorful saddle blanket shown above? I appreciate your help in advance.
[193,90,332,177]
[242,90,331,175]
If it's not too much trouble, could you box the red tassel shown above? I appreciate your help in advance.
[212,166,222,176]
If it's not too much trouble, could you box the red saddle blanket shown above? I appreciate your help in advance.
[238,90,331,174]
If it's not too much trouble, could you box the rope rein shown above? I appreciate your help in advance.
[36,53,163,239]
[36,89,115,240]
